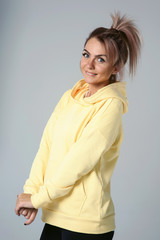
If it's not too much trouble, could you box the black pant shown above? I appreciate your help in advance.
[40,224,114,240]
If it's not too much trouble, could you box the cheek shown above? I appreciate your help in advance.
[100,66,113,76]
[80,59,85,71]
[97,66,108,75]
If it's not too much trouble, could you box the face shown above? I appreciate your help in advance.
[80,37,118,90]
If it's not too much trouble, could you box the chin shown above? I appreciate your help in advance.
[84,78,95,85]
[83,75,98,84]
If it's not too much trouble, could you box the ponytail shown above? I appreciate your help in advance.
[110,12,142,77]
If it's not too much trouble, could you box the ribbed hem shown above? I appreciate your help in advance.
[41,208,116,234]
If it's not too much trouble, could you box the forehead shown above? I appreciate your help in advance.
[84,37,107,55]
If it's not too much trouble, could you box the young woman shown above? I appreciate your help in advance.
[15,12,142,240]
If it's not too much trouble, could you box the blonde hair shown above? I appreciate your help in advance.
[84,12,142,83]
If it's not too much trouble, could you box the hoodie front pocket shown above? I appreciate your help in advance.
[46,178,86,216]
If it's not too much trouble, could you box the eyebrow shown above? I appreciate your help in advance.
[83,49,108,58]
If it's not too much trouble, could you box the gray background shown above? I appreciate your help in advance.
[0,0,159,239]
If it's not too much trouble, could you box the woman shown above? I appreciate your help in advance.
[15,12,142,240]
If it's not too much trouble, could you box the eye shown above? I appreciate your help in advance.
[82,52,89,58]
[98,57,105,63]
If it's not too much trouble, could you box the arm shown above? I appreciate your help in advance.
[23,90,70,195]
[31,98,124,209]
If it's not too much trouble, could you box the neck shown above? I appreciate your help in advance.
[86,89,97,97]
[87,82,109,97]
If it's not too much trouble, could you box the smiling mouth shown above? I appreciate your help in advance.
[86,71,97,76]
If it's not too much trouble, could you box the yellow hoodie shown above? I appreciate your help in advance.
[23,78,128,234]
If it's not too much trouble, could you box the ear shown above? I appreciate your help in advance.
[112,65,121,74]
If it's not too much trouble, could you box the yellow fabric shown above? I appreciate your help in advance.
[23,78,128,234]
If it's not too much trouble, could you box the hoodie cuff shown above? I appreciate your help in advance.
[31,186,52,209]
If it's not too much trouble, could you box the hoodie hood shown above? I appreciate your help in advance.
[71,79,128,114]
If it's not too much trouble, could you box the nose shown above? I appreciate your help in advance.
[87,58,95,69]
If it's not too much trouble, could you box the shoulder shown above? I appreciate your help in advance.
[59,89,72,107]
[101,98,124,115]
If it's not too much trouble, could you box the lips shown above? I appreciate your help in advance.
[86,71,97,76]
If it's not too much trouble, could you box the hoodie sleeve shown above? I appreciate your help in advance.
[23,90,70,195]
[31,98,124,209]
